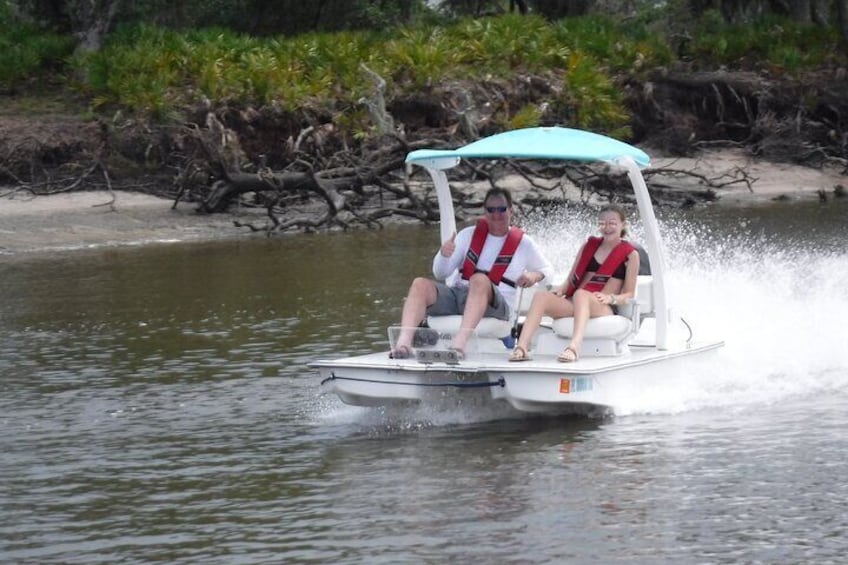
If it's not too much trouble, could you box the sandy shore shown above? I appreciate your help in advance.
[1,150,844,255]
[0,190,254,255]
[650,150,846,204]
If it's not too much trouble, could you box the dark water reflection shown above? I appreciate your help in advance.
[1,204,847,563]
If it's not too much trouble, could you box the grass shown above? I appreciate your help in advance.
[684,12,841,71]
[0,23,76,92]
[0,92,83,116]
[3,12,845,135]
[72,14,642,134]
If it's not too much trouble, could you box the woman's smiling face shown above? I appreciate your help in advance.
[598,210,624,238]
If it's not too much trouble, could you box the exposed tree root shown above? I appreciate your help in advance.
[3,68,847,233]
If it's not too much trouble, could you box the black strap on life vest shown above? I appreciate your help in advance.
[565,237,635,297]
[461,219,524,286]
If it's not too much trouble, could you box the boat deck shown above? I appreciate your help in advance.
[311,340,724,376]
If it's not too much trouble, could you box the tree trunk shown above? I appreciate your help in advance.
[811,0,829,24]
[510,0,529,14]
[838,0,848,45]
[73,0,121,55]
[788,0,812,23]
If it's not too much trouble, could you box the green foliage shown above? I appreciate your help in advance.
[0,20,76,91]
[554,50,630,136]
[450,14,565,73]
[9,6,843,138]
[552,15,674,71]
[0,0,13,22]
[381,27,462,87]
[684,13,840,70]
[77,24,377,115]
[506,103,544,129]
[70,13,675,133]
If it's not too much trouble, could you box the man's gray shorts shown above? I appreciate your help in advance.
[426,282,511,320]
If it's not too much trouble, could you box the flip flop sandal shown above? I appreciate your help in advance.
[557,346,579,363]
[508,345,532,362]
[448,347,465,361]
[389,344,412,359]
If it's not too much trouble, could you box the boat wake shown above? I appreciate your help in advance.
[317,208,848,427]
[614,215,848,416]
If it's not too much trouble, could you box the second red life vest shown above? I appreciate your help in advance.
[565,236,635,297]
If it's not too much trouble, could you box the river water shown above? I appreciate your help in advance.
[1,200,847,563]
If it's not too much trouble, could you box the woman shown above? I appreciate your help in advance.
[508,204,640,362]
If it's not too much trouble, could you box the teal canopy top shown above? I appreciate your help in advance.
[405,126,651,169]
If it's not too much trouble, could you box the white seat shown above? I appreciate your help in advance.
[424,276,654,356]
[426,283,540,339]
[551,314,632,340]
[551,275,654,346]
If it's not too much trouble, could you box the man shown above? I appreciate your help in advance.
[391,186,553,359]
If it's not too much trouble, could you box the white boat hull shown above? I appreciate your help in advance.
[312,340,723,416]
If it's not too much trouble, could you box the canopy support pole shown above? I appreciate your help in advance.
[620,157,670,350]
[423,166,457,243]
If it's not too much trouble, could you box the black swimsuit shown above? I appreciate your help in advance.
[587,256,627,279]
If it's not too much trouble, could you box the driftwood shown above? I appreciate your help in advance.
[0,104,830,233]
[359,63,396,136]
[172,111,456,233]
[170,109,774,235]
[4,67,847,231]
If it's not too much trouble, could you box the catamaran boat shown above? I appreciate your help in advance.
[311,127,724,416]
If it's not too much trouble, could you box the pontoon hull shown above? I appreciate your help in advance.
[312,341,723,416]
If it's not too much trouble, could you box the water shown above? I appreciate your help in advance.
[1,201,847,563]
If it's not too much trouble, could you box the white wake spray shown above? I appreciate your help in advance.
[531,210,848,415]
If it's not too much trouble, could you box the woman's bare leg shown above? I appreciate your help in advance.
[566,288,612,356]
[514,291,573,353]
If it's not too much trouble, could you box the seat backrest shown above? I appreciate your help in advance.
[635,275,653,314]
[634,243,652,276]
[614,275,653,329]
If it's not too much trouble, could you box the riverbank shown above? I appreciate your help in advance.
[649,150,846,204]
[0,191,255,255]
[1,148,845,255]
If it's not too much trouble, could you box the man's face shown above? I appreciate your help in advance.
[484,195,511,234]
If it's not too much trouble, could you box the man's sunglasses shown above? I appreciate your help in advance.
[485,206,508,213]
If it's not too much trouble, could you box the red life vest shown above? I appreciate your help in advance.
[461,219,524,287]
[565,236,635,297]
